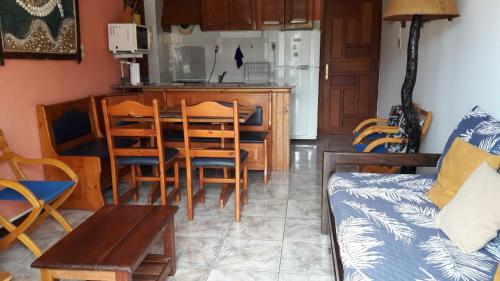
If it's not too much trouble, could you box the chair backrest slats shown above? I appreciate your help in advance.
[414,104,433,137]
[185,101,235,118]
[187,129,235,139]
[190,149,235,158]
[106,100,155,117]
[109,128,157,137]
[181,99,241,167]
[112,148,160,157]
[102,99,164,169]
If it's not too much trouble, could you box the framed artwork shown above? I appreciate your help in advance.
[0,0,81,65]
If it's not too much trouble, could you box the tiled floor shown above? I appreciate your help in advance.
[0,142,333,281]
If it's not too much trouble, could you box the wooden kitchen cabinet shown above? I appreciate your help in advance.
[255,0,285,30]
[162,0,201,31]
[285,0,313,29]
[202,0,255,30]
[201,0,230,30]
[229,0,255,30]
[202,0,313,31]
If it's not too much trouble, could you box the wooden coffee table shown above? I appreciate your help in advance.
[32,205,178,281]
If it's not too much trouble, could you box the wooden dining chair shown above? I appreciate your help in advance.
[181,100,249,222]
[102,99,180,206]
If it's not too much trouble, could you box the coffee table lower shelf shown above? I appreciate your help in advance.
[133,254,174,281]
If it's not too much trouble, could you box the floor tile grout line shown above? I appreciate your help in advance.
[277,156,294,278]
[205,206,235,281]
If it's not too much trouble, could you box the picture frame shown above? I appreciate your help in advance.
[0,0,82,64]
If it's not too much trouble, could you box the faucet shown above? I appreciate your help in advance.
[218,71,227,83]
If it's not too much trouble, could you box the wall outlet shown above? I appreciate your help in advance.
[271,42,276,51]
[215,45,219,53]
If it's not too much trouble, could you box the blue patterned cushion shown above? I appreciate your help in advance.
[328,173,500,281]
[468,118,500,155]
[439,107,496,169]
[387,105,403,127]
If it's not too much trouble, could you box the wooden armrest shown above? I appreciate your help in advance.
[0,179,42,209]
[363,137,404,152]
[353,125,400,144]
[13,156,78,182]
[324,152,441,169]
[353,118,389,134]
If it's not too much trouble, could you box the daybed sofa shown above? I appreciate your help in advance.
[322,106,500,281]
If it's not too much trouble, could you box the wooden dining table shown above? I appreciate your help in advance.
[120,106,257,124]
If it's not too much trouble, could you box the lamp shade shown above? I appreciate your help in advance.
[383,0,459,21]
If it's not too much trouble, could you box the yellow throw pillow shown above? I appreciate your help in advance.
[427,138,500,209]
[495,263,500,281]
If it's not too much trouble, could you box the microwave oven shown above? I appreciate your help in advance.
[108,23,151,53]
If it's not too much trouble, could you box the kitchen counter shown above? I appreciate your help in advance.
[111,82,293,92]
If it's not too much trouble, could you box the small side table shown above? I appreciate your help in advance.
[32,205,177,281]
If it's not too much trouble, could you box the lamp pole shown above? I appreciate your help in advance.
[401,14,423,154]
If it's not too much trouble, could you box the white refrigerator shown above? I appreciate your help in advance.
[275,30,321,140]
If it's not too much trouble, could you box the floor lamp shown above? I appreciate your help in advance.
[382,0,459,153]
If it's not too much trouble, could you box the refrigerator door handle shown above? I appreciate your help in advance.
[325,64,329,80]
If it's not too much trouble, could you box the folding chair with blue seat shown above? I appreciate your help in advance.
[351,105,432,173]
[353,104,432,154]
[352,105,403,143]
[0,129,77,257]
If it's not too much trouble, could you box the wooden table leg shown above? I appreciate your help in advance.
[163,219,176,276]
[115,271,132,281]
[41,269,56,281]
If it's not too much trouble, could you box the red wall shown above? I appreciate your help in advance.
[0,0,123,178]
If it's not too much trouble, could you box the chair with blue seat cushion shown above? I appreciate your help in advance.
[0,129,77,257]
[102,99,180,206]
[353,143,388,153]
[352,105,403,143]
[352,105,432,174]
[354,104,432,153]
[181,100,249,222]
[37,96,141,211]
[59,138,138,158]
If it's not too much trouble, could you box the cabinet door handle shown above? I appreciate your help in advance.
[325,64,329,80]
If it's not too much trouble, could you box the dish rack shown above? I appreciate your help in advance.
[244,62,271,83]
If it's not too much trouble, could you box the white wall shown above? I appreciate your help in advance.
[378,0,500,154]
[157,27,279,83]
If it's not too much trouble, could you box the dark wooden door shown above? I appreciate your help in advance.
[318,0,381,134]
[229,0,255,30]
[255,0,285,29]
[284,0,313,29]
[201,0,230,30]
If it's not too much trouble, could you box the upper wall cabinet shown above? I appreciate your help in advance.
[202,0,230,31]
[255,0,285,29]
[201,0,255,31]
[285,0,314,29]
[200,0,313,31]
[229,0,256,30]
[162,0,202,30]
